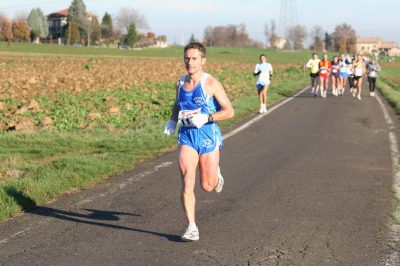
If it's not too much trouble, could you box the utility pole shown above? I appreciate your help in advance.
[278,0,298,39]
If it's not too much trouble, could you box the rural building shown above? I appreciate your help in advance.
[356,37,400,56]
[46,8,97,41]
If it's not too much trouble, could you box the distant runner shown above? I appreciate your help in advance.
[338,53,350,95]
[352,54,366,100]
[366,58,381,97]
[253,54,273,113]
[331,56,340,96]
[306,53,321,96]
[318,54,332,98]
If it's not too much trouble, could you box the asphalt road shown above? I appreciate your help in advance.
[0,82,398,266]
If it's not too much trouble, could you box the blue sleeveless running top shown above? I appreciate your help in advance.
[176,73,221,115]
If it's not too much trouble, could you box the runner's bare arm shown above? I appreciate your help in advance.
[169,81,180,122]
[205,77,234,121]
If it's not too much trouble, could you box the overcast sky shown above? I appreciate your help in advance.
[2,0,399,46]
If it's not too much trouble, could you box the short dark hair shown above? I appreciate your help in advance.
[260,54,266,58]
[313,53,318,56]
[184,43,206,58]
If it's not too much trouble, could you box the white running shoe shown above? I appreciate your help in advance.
[357,95,361,100]
[215,166,224,193]
[352,91,356,97]
[371,92,375,97]
[342,87,345,93]
[259,105,264,114]
[311,87,315,94]
[263,105,268,113]
[370,92,373,97]
[181,224,199,242]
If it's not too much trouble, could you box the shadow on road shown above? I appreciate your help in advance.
[4,187,181,242]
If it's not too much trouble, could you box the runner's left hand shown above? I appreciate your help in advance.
[189,114,209,128]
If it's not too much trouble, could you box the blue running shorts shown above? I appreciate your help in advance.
[178,123,223,155]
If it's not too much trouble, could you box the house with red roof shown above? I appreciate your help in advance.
[46,8,97,41]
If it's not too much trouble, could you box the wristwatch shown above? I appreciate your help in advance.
[208,114,213,122]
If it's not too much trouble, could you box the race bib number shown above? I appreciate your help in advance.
[178,108,201,127]
[312,64,319,72]
[332,68,337,73]
[320,67,327,74]
[369,71,376,77]
[259,72,269,81]
[355,66,363,76]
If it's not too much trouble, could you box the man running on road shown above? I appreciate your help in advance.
[164,42,234,242]
[306,53,321,96]
[253,54,273,113]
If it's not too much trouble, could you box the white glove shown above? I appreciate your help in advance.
[164,120,177,135]
[189,114,209,129]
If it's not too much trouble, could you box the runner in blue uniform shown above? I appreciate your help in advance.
[164,43,234,242]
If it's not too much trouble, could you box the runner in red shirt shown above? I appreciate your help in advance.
[318,54,332,98]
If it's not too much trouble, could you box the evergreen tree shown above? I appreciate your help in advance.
[27,8,49,40]
[91,17,102,44]
[188,33,198,44]
[101,12,113,38]
[36,8,49,38]
[125,22,137,48]
[64,19,81,44]
[67,0,87,43]
[325,32,333,51]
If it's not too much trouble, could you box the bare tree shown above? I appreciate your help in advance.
[332,23,356,53]
[264,20,278,48]
[286,24,308,53]
[310,25,324,51]
[0,11,7,35]
[115,7,149,34]
[2,20,13,47]
[13,10,28,21]
[75,15,96,46]
[203,26,213,46]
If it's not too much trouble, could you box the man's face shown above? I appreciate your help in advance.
[184,49,206,74]
[323,54,328,60]
[340,54,345,60]
[260,56,267,63]
[313,54,318,60]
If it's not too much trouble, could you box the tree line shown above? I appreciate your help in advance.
[262,19,357,53]
[192,20,357,53]
[0,0,166,48]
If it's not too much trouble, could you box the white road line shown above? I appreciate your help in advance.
[223,85,310,140]
[0,162,173,245]
[375,95,400,266]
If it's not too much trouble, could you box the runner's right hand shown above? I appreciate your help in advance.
[164,120,177,135]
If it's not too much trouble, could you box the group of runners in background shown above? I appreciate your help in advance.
[306,53,381,100]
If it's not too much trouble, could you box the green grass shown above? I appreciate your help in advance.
[0,42,312,222]
[0,41,332,64]
[377,65,400,114]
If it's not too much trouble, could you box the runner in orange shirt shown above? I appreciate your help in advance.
[318,54,332,98]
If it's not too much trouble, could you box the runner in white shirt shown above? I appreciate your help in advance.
[352,54,366,100]
[253,54,273,113]
[338,53,350,95]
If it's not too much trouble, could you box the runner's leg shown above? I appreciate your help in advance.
[179,145,199,223]
[198,148,220,192]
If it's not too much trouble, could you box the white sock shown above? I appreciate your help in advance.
[188,222,196,229]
